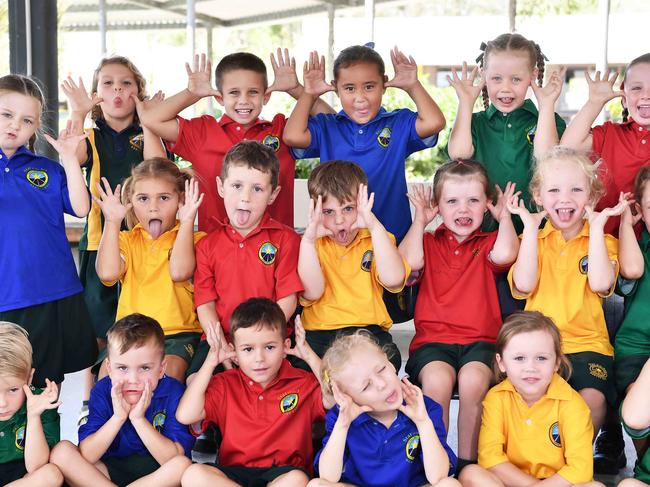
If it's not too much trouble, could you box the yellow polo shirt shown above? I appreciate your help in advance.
[300,229,409,331]
[479,374,594,484]
[103,222,206,335]
[508,221,618,355]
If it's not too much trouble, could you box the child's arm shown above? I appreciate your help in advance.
[487,183,519,265]
[23,380,61,472]
[298,195,332,301]
[283,51,335,148]
[176,323,236,425]
[95,178,129,283]
[355,184,407,290]
[385,47,445,137]
[398,184,438,272]
[530,67,566,157]
[277,294,298,321]
[135,90,170,159]
[560,70,623,152]
[169,178,203,282]
[138,54,219,143]
[446,63,484,159]
[622,358,650,430]
[44,120,91,217]
[619,199,644,279]
[585,195,628,294]
[61,76,102,163]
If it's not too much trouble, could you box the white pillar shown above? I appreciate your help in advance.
[365,0,375,43]
[187,0,196,59]
[99,0,107,58]
[595,0,610,123]
[327,3,336,107]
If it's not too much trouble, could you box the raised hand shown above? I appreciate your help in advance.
[506,193,547,229]
[287,315,310,361]
[94,177,131,224]
[353,184,377,231]
[24,379,61,418]
[186,53,219,98]
[331,382,372,427]
[531,66,566,107]
[586,192,630,230]
[267,48,299,95]
[303,195,334,243]
[205,320,236,369]
[44,119,88,161]
[110,379,132,421]
[487,182,518,223]
[129,380,152,421]
[61,76,102,116]
[302,51,335,97]
[177,178,204,224]
[398,378,428,425]
[385,46,418,91]
[585,70,623,106]
[407,184,438,226]
[446,62,484,104]
[620,192,643,227]
[133,90,165,120]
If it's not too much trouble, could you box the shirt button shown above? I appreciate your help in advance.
[258,395,263,400]
[384,440,388,444]
[454,250,459,255]
[249,381,253,386]
[526,419,532,425]
[507,123,512,128]
[239,243,244,248]
[236,126,241,131]
[642,140,647,145]
[3,167,8,173]
[358,129,363,134]
[640,126,644,132]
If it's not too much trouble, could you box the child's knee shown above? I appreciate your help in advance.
[164,355,189,383]
[165,454,192,473]
[434,476,463,487]
[50,440,78,466]
[457,464,488,486]
[306,479,334,487]
[37,463,64,485]
[458,364,491,398]
[271,469,309,486]
[181,463,222,485]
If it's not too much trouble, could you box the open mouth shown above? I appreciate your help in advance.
[455,217,473,227]
[235,108,252,116]
[234,209,251,226]
[523,377,539,384]
[555,208,575,223]
[386,390,398,403]
[498,96,514,105]
[148,218,163,239]
[638,104,650,118]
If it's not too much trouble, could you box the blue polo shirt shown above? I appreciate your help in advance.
[292,108,437,242]
[315,396,456,486]
[79,376,195,458]
[0,147,84,311]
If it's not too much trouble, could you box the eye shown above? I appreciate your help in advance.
[364,84,375,91]
[548,188,559,193]
[229,90,240,96]
[103,80,113,85]
[492,76,501,81]
[513,355,524,362]
[24,119,34,125]
[344,86,354,92]
[231,183,242,190]
[446,198,457,204]
[137,196,148,202]
[123,80,132,85]
[343,206,354,213]
[250,90,259,95]
[9,387,20,393]
[242,346,252,353]
[141,366,151,371]
[536,356,548,362]
[253,185,264,193]
[469,197,480,203]
[266,345,276,351]
[572,187,584,193]
[379,366,386,373]
[322,209,334,216]
[362,381,370,392]
[513,77,521,83]
[117,365,127,371]
[2,112,11,118]
[160,195,170,201]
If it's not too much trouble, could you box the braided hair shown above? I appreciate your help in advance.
[622,53,650,123]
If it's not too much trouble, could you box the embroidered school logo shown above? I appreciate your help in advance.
[185,343,195,358]
[26,169,48,188]
[361,250,373,272]
[15,425,25,450]
[578,255,588,274]
[259,242,277,265]
[405,434,420,461]
[262,134,280,152]
[549,421,561,447]
[152,412,166,432]
[279,393,299,413]
[589,363,608,380]
[129,133,144,151]
[526,124,537,145]
[472,247,481,258]
[377,127,392,148]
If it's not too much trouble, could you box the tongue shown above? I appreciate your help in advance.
[148,219,163,239]
[235,210,251,226]
[557,210,573,222]
[638,106,650,119]
[457,217,472,226]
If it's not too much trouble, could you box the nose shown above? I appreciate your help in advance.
[127,370,139,384]
[334,211,344,225]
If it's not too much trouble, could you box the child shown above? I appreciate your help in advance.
[310,330,459,487]
[459,311,605,487]
[0,74,97,389]
[94,158,206,382]
[284,45,445,243]
[298,160,409,371]
[188,141,303,379]
[398,159,519,472]
[561,53,650,237]
[0,322,62,486]
[50,314,193,487]
[177,297,327,486]
[507,146,627,439]
[139,50,333,233]
[447,33,566,230]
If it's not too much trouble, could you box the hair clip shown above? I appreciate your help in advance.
[364,42,376,49]
[475,41,488,64]
[323,369,331,384]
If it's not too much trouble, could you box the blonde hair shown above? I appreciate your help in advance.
[320,330,394,395]
[495,311,571,382]
[121,158,192,229]
[0,74,45,152]
[634,166,650,202]
[90,56,147,123]
[0,322,32,380]
[530,146,604,206]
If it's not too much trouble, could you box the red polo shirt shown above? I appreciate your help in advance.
[203,360,325,471]
[194,213,302,335]
[410,226,509,353]
[168,113,295,232]
[592,119,650,236]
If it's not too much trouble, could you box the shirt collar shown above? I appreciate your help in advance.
[213,212,281,240]
[1,145,32,161]
[132,221,180,239]
[219,113,269,129]
[433,224,490,242]
[538,219,589,240]
[335,107,389,124]
[641,229,650,251]
[239,360,303,392]
[493,374,572,402]
[621,118,650,132]
[95,117,140,136]
[486,98,538,120]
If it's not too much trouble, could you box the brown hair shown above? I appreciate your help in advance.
[495,311,572,382]
[477,33,546,110]
[220,141,279,190]
[121,157,192,229]
[307,160,368,204]
[432,159,492,203]
[0,74,45,152]
[0,322,32,380]
[90,56,147,122]
[215,52,268,91]
[530,146,604,206]
[333,45,386,81]
[230,297,287,341]
[622,53,650,123]
[107,313,165,358]
[634,166,650,202]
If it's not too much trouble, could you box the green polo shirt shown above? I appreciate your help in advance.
[623,420,650,482]
[0,389,60,464]
[615,230,650,358]
[470,99,566,232]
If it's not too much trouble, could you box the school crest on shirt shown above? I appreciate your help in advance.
[548,421,561,447]
[404,433,420,462]
[14,425,25,450]
[589,363,608,381]
[262,134,281,152]
[259,242,277,265]
[578,255,588,274]
[525,124,537,145]
[152,411,166,432]
[279,393,299,413]
[25,168,49,189]
[361,250,373,272]
[377,127,392,148]
[129,133,145,151]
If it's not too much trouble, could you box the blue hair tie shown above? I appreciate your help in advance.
[364,42,375,49]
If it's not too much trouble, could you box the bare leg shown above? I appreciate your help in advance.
[458,464,505,487]
[457,362,492,460]
[579,388,607,437]
[164,355,188,384]
[181,463,239,487]
[419,361,456,431]
[128,455,192,487]
[618,479,649,486]
[268,469,310,487]
[6,463,64,487]
[306,480,356,487]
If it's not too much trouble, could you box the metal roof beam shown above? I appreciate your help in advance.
[125,0,225,26]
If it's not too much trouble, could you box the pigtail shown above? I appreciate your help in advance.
[534,43,547,87]
[476,42,490,110]
[622,105,629,123]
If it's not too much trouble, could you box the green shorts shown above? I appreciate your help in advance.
[215,464,307,486]
[614,354,649,397]
[103,454,160,486]
[79,249,119,338]
[0,459,27,483]
[405,341,495,385]
[567,352,616,406]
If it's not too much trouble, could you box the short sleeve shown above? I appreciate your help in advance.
[402,109,438,155]
[623,421,650,440]
[39,399,61,448]
[167,116,221,173]
[425,396,457,476]
[98,231,129,287]
[274,230,304,300]
[373,232,411,293]
[201,375,225,433]
[193,237,217,307]
[600,235,620,297]
[477,389,509,469]
[79,380,113,443]
[314,406,348,474]
[160,381,195,457]
[555,395,594,484]
[58,164,78,217]
[591,123,607,156]
[290,115,326,160]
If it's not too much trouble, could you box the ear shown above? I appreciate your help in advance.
[28,368,35,386]
[554,357,561,373]
[105,358,112,375]
[214,91,224,106]
[532,67,539,81]
[495,353,506,374]
[283,338,291,356]
[268,185,281,206]
[533,189,543,207]
[159,356,168,378]
[216,176,225,198]
[331,80,340,98]
[263,91,271,105]
[382,75,388,94]
[621,94,628,110]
